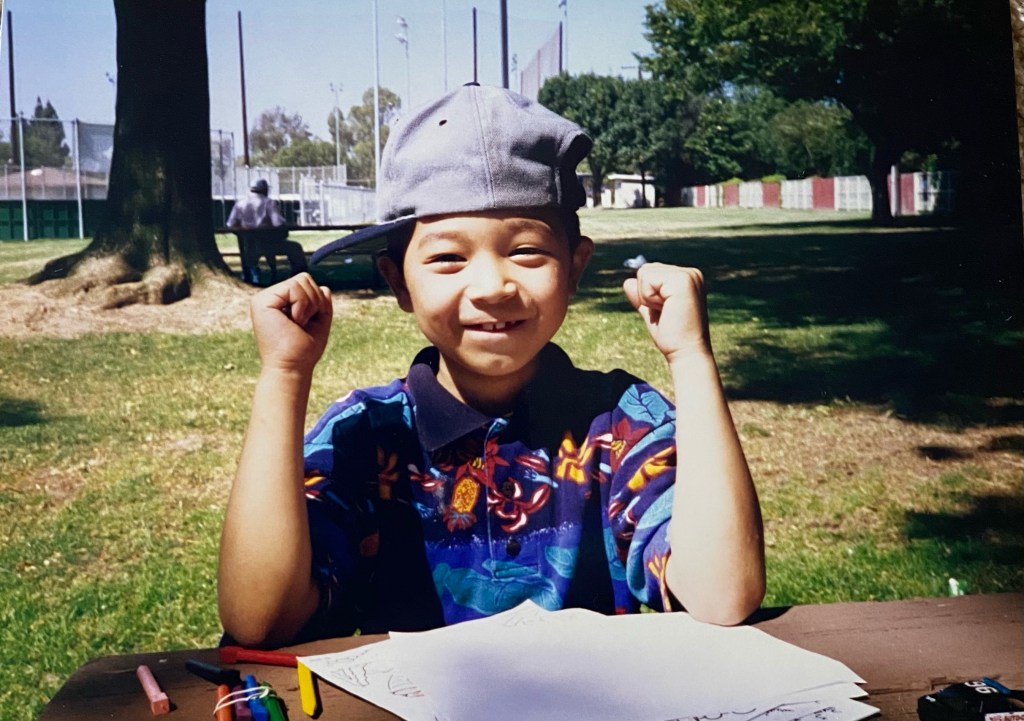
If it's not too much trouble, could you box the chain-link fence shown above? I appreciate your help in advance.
[297,175,375,225]
[0,116,371,239]
[0,117,112,202]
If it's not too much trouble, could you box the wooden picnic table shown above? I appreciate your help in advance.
[38,592,1022,721]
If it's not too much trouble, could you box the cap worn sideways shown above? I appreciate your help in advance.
[311,83,592,264]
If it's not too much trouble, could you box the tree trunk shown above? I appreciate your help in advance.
[589,165,605,208]
[27,0,233,307]
[867,140,897,226]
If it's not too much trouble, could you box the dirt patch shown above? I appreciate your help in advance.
[0,278,264,339]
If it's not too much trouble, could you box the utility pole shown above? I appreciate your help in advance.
[500,0,509,88]
[472,7,479,83]
[237,11,250,168]
[7,11,17,163]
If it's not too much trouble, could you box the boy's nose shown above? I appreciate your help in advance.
[465,262,518,303]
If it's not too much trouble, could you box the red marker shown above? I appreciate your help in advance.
[218,646,298,667]
[136,664,170,716]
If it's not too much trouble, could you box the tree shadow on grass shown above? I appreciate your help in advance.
[0,396,47,427]
[904,492,1024,568]
[579,221,1024,426]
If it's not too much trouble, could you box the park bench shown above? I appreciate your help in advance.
[220,224,370,286]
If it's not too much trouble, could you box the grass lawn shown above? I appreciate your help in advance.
[1,207,1022,720]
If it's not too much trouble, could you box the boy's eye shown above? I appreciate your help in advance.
[428,253,465,264]
[510,246,550,257]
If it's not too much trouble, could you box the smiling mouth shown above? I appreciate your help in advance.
[468,320,524,332]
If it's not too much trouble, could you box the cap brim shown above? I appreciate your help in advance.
[310,216,415,264]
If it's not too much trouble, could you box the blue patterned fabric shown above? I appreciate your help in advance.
[301,344,676,637]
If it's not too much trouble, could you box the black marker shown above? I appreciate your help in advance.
[184,658,243,688]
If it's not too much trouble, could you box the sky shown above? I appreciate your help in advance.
[0,1,655,146]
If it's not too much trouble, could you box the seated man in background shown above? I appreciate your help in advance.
[227,178,309,285]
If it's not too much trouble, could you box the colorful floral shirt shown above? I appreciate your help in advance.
[301,344,676,637]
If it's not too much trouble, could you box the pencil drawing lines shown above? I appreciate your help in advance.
[498,605,549,627]
[388,672,426,698]
[749,702,841,721]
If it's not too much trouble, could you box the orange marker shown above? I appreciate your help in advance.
[215,683,234,721]
[136,664,170,716]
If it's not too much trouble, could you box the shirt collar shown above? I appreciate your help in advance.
[406,347,491,452]
[405,344,577,452]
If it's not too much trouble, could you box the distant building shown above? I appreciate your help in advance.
[580,173,656,209]
[0,166,108,201]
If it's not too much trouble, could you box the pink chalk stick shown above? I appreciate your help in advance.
[135,664,170,715]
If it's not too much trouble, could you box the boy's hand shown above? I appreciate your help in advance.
[623,263,711,364]
[250,273,334,375]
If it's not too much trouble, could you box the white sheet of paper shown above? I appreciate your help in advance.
[388,601,866,721]
[299,640,446,721]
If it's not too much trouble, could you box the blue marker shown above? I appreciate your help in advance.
[243,674,270,721]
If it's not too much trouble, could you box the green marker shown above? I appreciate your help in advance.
[259,682,287,721]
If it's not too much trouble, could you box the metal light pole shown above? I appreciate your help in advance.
[395,16,411,108]
[372,0,381,186]
[329,81,342,179]
[442,0,449,91]
[558,0,568,74]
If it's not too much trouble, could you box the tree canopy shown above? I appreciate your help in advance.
[540,74,626,206]
[244,88,399,186]
[24,98,70,168]
[642,0,1020,224]
[249,107,313,166]
[537,73,864,206]
[343,87,400,186]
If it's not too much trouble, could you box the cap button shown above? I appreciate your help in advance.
[505,537,521,558]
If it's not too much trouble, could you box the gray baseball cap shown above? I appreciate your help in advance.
[311,83,592,263]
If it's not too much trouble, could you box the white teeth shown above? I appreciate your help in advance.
[480,322,510,331]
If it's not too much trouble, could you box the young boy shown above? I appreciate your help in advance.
[218,84,764,648]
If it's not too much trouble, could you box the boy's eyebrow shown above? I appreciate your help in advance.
[412,230,470,247]
[504,217,558,234]
[413,218,557,247]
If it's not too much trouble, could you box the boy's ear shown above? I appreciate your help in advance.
[376,255,414,312]
[569,236,594,293]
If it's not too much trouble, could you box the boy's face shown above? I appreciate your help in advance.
[379,210,592,409]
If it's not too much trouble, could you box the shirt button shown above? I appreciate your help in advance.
[505,538,521,557]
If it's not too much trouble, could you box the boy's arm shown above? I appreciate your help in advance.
[624,263,765,625]
[218,274,333,647]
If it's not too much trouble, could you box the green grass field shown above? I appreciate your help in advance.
[2,207,1022,721]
